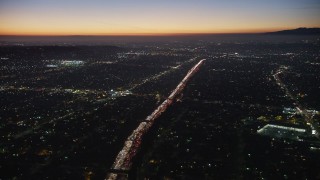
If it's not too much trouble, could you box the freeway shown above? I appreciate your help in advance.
[106,59,206,180]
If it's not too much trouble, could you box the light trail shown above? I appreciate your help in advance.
[106,59,206,180]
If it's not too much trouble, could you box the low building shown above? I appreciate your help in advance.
[257,124,307,141]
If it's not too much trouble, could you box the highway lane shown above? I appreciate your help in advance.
[106,59,205,180]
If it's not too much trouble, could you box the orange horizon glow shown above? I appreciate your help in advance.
[0,27,304,36]
[1,0,319,37]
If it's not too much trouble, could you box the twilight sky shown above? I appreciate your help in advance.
[0,0,319,35]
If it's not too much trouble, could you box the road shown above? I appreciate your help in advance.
[106,59,206,180]
[273,66,319,138]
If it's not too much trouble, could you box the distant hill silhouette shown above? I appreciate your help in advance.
[266,28,320,35]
